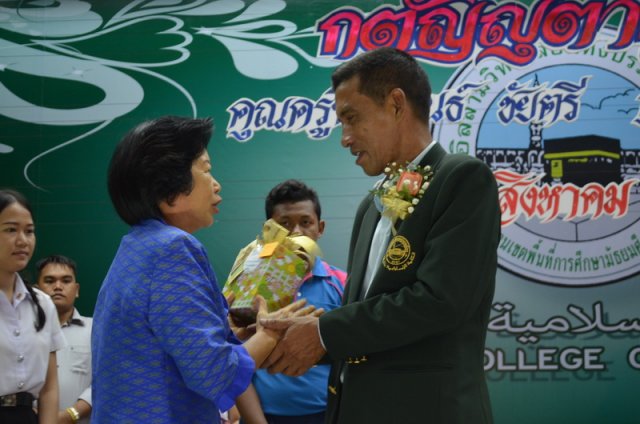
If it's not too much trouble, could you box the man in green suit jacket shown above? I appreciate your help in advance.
[262,47,500,424]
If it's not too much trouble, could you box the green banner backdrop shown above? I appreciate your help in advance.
[1,1,639,423]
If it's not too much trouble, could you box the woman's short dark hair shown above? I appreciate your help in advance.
[107,116,213,226]
[0,189,32,216]
[0,189,45,332]
[331,47,432,123]
[265,179,322,220]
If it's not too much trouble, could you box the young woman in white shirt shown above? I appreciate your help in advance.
[0,189,66,424]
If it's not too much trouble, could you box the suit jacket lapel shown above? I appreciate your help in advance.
[347,199,380,304]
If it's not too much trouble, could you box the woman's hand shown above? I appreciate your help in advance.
[226,293,256,341]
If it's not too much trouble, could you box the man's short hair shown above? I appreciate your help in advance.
[265,179,322,220]
[108,116,212,226]
[36,254,78,279]
[331,47,432,123]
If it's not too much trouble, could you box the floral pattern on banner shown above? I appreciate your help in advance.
[0,0,337,189]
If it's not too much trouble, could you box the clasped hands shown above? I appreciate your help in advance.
[227,295,327,377]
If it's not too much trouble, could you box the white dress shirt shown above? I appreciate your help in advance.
[0,274,66,397]
[360,141,437,299]
[58,308,92,423]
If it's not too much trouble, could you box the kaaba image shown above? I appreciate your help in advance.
[543,135,622,186]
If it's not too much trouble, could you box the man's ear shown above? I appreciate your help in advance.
[389,88,406,118]
[318,220,326,237]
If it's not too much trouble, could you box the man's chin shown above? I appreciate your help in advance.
[361,165,383,177]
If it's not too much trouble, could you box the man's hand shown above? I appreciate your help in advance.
[260,315,326,376]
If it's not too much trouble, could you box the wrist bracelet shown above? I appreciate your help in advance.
[66,406,80,423]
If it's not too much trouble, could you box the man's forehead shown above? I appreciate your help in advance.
[335,83,379,111]
[41,263,75,276]
[274,200,316,215]
[335,90,361,115]
[336,102,353,116]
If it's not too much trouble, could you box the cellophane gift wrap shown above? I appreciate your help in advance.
[223,219,321,326]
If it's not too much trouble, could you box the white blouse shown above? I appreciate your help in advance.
[57,309,92,423]
[0,274,66,397]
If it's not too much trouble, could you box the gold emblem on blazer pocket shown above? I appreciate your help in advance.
[383,235,415,271]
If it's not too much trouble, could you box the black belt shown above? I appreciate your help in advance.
[0,392,35,407]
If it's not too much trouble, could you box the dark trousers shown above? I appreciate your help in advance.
[0,406,38,424]
[266,412,325,424]
[242,412,326,424]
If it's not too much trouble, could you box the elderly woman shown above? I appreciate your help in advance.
[0,190,65,424]
[92,116,284,423]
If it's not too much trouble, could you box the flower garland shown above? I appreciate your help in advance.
[372,161,435,228]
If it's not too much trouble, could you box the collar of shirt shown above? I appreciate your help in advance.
[13,274,30,307]
[304,258,328,281]
[412,140,437,167]
[62,308,85,328]
[372,140,438,188]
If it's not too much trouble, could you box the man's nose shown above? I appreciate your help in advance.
[340,126,353,148]
[291,223,303,235]
[341,132,352,148]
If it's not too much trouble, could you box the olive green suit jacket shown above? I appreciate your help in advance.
[319,143,500,424]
